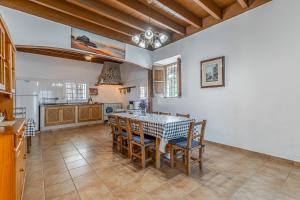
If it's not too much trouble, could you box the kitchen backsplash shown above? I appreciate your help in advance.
[16,79,91,104]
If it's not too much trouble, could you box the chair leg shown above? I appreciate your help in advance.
[170,145,174,168]
[128,140,131,158]
[186,150,191,176]
[199,148,203,170]
[141,146,146,169]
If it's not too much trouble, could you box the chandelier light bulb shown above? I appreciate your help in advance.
[154,39,162,49]
[139,39,146,48]
[159,33,168,43]
[145,29,154,40]
[132,35,140,44]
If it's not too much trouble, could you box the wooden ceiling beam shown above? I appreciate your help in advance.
[16,45,124,64]
[115,0,186,35]
[237,0,249,8]
[29,0,139,36]
[156,0,202,28]
[192,0,222,20]
[0,0,132,44]
[66,0,153,33]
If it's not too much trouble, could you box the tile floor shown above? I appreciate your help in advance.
[24,124,300,200]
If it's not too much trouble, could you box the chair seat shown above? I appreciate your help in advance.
[122,131,128,137]
[168,137,186,145]
[132,135,154,144]
[170,137,201,149]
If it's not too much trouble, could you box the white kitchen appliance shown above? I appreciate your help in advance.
[15,80,40,131]
[103,103,122,120]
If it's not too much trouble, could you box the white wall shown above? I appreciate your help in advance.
[120,63,148,108]
[0,6,152,69]
[152,0,300,162]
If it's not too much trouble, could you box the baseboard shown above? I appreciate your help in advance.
[206,140,300,167]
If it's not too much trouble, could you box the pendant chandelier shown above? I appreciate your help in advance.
[131,0,168,49]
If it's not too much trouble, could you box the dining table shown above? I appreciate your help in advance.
[110,112,193,168]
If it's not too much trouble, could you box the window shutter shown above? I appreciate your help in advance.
[153,66,165,96]
[177,58,182,97]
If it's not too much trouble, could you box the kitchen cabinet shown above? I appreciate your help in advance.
[0,119,27,200]
[0,21,5,90]
[45,106,75,126]
[90,105,102,121]
[0,15,16,121]
[78,105,102,122]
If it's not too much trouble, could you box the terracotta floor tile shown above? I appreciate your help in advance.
[44,171,72,187]
[45,179,76,200]
[69,165,94,178]
[66,159,88,170]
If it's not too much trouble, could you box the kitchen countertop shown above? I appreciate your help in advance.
[40,103,103,107]
[0,118,26,135]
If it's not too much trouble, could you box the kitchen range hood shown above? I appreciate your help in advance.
[96,62,122,85]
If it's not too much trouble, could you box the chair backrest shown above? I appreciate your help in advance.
[159,112,171,116]
[128,119,145,145]
[117,116,129,133]
[176,113,190,118]
[187,120,207,148]
[108,115,118,133]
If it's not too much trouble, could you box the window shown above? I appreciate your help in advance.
[65,82,87,102]
[165,63,178,97]
[153,57,181,98]
[140,86,146,99]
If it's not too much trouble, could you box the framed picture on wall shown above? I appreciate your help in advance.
[89,88,98,96]
[201,56,225,88]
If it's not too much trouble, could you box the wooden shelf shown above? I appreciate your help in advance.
[0,89,12,96]
[119,86,136,94]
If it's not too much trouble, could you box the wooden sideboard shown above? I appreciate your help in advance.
[0,119,27,200]
[0,15,25,200]
[78,105,102,122]
[0,15,16,121]
[45,105,75,127]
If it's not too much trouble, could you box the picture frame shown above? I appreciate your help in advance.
[200,56,225,88]
[71,28,125,59]
[89,88,98,96]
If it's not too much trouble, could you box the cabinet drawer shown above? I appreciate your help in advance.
[15,127,25,149]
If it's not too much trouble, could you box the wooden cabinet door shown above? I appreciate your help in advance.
[45,107,62,126]
[78,106,90,122]
[90,105,102,121]
[62,106,75,124]
[15,138,25,200]
[0,23,5,89]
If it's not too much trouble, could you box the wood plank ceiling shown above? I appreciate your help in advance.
[0,0,271,50]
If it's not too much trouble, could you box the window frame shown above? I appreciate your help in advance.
[152,58,181,98]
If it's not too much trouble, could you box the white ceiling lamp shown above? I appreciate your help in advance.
[131,1,168,49]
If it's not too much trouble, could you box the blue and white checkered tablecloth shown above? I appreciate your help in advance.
[110,113,193,152]
[25,118,36,136]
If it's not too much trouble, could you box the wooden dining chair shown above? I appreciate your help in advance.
[169,120,207,176]
[159,112,171,116]
[128,119,155,169]
[108,115,119,150]
[176,113,190,118]
[117,117,130,157]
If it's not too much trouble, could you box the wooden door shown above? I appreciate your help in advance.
[90,105,102,121]
[62,106,75,124]
[45,107,62,126]
[78,106,90,122]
